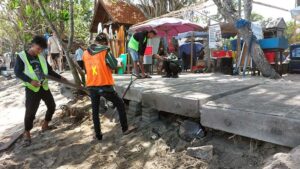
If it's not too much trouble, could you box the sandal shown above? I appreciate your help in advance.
[132,73,144,79]
[41,125,57,132]
[23,138,31,147]
[137,75,145,79]
[144,74,152,78]
[123,125,138,135]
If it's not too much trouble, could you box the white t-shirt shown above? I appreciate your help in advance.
[48,36,61,54]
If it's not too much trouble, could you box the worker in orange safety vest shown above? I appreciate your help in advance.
[82,33,135,141]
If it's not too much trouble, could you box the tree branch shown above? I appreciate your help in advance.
[36,0,64,48]
[243,0,253,20]
[37,0,83,85]
[212,0,237,22]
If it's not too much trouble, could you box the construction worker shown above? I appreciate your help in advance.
[14,36,67,146]
[83,33,134,141]
[128,30,156,78]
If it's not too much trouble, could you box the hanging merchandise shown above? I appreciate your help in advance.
[251,23,263,40]
[108,25,117,58]
[97,23,103,34]
[209,24,222,49]
[117,25,126,56]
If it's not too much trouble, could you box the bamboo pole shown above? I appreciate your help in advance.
[190,32,195,72]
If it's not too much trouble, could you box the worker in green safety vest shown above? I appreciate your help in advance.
[128,30,157,78]
[14,36,67,146]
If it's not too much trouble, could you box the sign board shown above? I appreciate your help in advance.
[251,23,264,40]
[209,24,222,49]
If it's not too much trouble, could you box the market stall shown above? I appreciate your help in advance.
[175,31,208,72]
[129,17,204,73]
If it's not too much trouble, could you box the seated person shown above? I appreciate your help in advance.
[153,53,182,78]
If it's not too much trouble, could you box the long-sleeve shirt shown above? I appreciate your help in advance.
[14,51,62,83]
[133,31,148,56]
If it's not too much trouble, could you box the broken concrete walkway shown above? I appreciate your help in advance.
[114,74,300,147]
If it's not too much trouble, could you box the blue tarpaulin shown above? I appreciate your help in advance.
[179,42,204,58]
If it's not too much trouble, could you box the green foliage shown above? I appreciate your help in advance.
[42,0,51,3]
[0,0,93,51]
[285,21,300,44]
[8,0,20,10]
[48,12,57,22]
[250,13,264,22]
[25,5,34,16]
[17,21,23,29]
[72,0,93,43]
[59,10,70,21]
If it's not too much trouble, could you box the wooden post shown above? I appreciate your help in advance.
[280,50,283,76]
[236,0,242,67]
[190,32,195,72]
[207,19,211,72]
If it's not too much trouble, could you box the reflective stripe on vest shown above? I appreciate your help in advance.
[128,35,147,51]
[19,51,49,92]
[83,50,115,87]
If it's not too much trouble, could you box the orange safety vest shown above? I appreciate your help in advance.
[83,50,114,87]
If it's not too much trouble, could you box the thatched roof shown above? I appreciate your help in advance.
[90,0,147,33]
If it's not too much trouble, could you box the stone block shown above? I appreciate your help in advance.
[142,107,159,123]
[128,101,142,116]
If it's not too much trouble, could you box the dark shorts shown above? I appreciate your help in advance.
[51,53,60,60]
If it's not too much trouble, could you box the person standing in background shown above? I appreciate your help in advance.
[75,45,84,70]
[48,32,63,73]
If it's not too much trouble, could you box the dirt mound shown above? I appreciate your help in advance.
[0,99,292,169]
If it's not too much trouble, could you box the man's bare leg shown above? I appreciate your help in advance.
[53,59,58,71]
[57,57,63,72]
[23,131,31,146]
[24,131,31,139]
[139,56,146,77]
[41,120,49,130]
[133,61,139,75]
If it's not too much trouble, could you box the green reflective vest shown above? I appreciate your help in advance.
[128,35,146,52]
[19,51,49,92]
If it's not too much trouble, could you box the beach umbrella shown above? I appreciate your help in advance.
[129,17,203,37]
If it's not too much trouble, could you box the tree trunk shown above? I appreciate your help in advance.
[243,0,252,20]
[37,0,82,84]
[238,27,281,78]
[59,0,65,33]
[213,0,281,79]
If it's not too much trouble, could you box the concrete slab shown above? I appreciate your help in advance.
[114,74,216,101]
[114,74,263,118]
[114,74,300,146]
[201,80,300,147]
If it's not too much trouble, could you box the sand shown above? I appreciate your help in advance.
[0,75,294,169]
